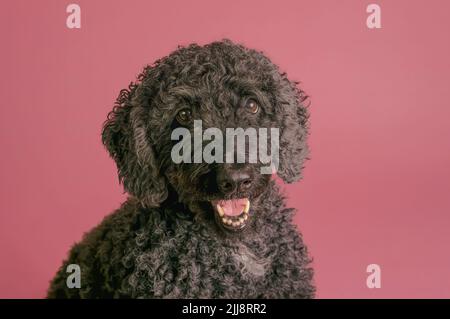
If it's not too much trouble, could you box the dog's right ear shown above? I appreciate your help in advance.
[102,82,167,208]
[274,74,310,184]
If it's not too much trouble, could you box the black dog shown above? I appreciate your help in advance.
[47,40,314,298]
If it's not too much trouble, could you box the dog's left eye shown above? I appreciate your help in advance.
[176,109,193,125]
[244,99,259,114]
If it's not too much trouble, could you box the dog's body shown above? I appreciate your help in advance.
[47,182,313,298]
[47,40,315,298]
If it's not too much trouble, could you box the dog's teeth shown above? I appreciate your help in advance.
[217,205,225,217]
[218,202,249,227]
[244,199,250,214]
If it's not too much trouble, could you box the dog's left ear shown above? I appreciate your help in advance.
[102,81,168,207]
[275,74,310,183]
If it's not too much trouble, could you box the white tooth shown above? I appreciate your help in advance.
[243,214,248,220]
[222,217,228,224]
[217,205,224,217]
[239,217,244,223]
[232,222,239,227]
[244,199,250,213]
[227,219,233,225]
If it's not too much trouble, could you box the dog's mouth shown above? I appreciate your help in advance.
[211,198,250,231]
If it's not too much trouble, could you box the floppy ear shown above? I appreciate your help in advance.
[102,82,167,207]
[275,74,310,183]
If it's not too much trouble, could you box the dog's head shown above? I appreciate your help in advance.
[102,40,309,234]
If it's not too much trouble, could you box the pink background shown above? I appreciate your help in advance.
[1,0,450,298]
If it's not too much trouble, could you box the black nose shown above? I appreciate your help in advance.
[217,168,253,194]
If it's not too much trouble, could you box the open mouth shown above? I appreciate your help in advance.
[211,198,250,231]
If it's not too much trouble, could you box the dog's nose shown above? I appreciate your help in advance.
[217,169,253,194]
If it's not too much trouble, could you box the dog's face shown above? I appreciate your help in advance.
[102,40,309,235]
[161,97,274,233]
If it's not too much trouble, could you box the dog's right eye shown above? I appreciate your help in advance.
[176,109,193,125]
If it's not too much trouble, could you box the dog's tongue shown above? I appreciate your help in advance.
[217,199,247,216]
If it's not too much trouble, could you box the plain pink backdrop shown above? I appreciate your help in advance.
[1,0,450,298]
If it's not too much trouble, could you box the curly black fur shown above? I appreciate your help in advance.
[47,40,314,298]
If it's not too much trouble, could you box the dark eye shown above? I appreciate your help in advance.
[176,109,192,125]
[245,99,259,114]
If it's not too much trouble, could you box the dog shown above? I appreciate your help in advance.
[47,39,314,298]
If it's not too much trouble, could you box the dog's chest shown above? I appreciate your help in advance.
[230,243,270,278]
